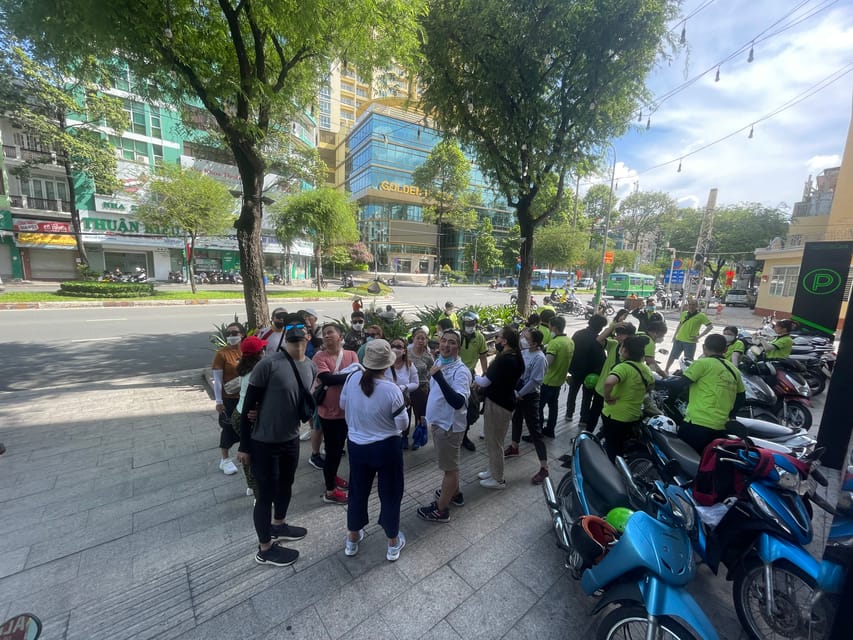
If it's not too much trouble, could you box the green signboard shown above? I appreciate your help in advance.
[0,209,11,230]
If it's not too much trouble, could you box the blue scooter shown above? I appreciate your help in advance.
[543,431,718,640]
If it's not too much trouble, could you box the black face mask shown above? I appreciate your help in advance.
[273,319,286,329]
[495,342,505,353]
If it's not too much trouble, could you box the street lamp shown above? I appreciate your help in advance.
[666,246,676,295]
[594,143,617,306]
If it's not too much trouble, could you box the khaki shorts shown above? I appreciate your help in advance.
[431,425,464,472]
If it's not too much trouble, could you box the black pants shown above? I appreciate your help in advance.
[218,397,240,449]
[250,438,299,544]
[587,392,604,432]
[600,415,640,463]
[347,436,404,539]
[511,392,547,462]
[538,384,561,434]
[566,376,595,426]
[320,417,348,491]
[678,421,723,456]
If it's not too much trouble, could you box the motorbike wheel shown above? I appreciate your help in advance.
[597,605,700,640]
[605,305,615,316]
[733,558,835,640]
[627,452,662,483]
[804,373,826,397]
[781,404,813,431]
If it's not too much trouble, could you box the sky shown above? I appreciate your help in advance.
[591,0,853,211]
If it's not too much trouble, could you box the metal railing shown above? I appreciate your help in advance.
[7,194,70,212]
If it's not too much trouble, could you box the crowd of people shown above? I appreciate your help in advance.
[209,293,770,568]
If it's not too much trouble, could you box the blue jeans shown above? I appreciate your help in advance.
[538,384,561,435]
[346,436,404,539]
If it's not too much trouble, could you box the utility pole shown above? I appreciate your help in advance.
[687,188,718,308]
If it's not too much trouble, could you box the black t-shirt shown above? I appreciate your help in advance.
[569,327,606,377]
[483,351,525,411]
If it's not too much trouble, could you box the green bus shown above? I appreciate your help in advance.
[605,272,656,299]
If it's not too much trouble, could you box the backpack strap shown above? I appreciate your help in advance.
[624,361,653,389]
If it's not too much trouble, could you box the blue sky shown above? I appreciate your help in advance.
[590,0,853,211]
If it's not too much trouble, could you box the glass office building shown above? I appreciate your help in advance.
[345,100,513,275]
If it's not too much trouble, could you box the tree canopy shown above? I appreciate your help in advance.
[135,164,236,293]
[463,217,502,276]
[616,190,678,252]
[2,0,424,328]
[418,0,679,315]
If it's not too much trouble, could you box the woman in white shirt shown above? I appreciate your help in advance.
[339,340,410,562]
[385,338,419,449]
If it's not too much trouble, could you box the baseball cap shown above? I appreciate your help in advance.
[239,336,267,355]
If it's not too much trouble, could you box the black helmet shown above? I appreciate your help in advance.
[461,311,479,324]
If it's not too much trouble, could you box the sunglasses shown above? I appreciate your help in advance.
[285,324,305,331]
[366,332,380,338]
[391,344,405,349]
[225,331,241,337]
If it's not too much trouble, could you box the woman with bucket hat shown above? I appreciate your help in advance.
[339,339,409,561]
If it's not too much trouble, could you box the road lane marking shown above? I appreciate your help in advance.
[85,318,128,322]
[71,337,123,343]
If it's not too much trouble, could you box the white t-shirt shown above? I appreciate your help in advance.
[384,362,419,394]
[340,371,409,445]
[426,358,472,432]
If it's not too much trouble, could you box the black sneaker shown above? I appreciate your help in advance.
[461,437,476,452]
[558,453,571,463]
[542,430,555,439]
[417,501,450,523]
[434,488,464,507]
[255,543,299,567]
[521,435,533,443]
[309,453,325,470]
[270,523,307,541]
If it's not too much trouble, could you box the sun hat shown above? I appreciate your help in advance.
[363,339,397,370]
[301,308,319,320]
[239,336,267,355]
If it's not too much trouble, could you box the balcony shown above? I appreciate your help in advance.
[2,144,67,165]
[8,194,72,213]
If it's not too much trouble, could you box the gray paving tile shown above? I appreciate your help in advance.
[165,600,268,640]
[0,546,29,579]
[446,572,538,640]
[448,528,526,590]
[24,514,133,568]
[131,489,217,532]
[507,571,594,640]
[506,531,570,597]
[0,552,81,604]
[393,525,471,585]
[342,612,399,640]
[378,565,474,638]
[420,620,464,640]
[259,605,332,640]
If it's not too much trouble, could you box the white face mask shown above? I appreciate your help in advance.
[520,337,530,349]
[724,334,736,344]
[550,330,557,338]
[464,325,475,335]
[351,322,364,331]
[226,335,241,346]
[392,347,404,355]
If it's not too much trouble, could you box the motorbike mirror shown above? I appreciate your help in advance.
[0,613,43,639]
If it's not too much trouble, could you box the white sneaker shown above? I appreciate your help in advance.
[219,458,238,475]
[386,531,406,562]
[299,425,312,441]
[479,477,506,490]
[477,470,492,480]
[245,487,254,497]
[345,529,365,557]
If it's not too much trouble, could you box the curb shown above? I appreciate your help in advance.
[0,295,352,311]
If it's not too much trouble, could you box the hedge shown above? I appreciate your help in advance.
[59,281,155,298]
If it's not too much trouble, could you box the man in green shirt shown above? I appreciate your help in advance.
[539,315,574,438]
[538,308,556,346]
[601,336,653,461]
[438,301,459,331]
[458,311,488,451]
[587,322,636,432]
[659,333,746,454]
[664,299,712,373]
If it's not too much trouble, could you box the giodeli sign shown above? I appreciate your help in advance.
[379,181,429,197]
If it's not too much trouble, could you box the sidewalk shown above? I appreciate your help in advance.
[0,368,758,639]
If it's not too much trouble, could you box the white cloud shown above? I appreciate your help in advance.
[612,1,853,209]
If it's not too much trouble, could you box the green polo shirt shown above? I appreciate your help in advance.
[543,334,574,387]
[595,338,620,396]
[459,330,487,371]
[683,356,745,430]
[724,339,745,362]
[602,360,653,422]
[636,332,656,359]
[675,311,711,343]
[765,335,793,360]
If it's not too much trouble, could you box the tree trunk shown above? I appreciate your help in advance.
[285,243,292,285]
[315,241,323,292]
[61,155,88,268]
[516,213,535,318]
[231,146,269,331]
[188,233,198,294]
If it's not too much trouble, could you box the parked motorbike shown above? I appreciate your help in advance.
[738,349,813,430]
[340,274,354,288]
[168,271,185,283]
[543,432,719,640]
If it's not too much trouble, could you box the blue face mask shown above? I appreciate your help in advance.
[438,355,454,366]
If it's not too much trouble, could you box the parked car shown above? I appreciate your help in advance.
[577,277,594,289]
[724,288,756,308]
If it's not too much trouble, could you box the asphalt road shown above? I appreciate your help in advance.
[0,285,760,393]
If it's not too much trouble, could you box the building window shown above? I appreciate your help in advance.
[340,81,355,93]
[319,115,331,130]
[122,100,147,135]
[769,266,799,297]
[150,108,162,139]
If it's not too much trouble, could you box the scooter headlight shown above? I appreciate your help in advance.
[671,491,696,533]
[748,486,793,536]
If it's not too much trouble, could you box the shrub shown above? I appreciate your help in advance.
[75,264,101,281]
[58,281,154,298]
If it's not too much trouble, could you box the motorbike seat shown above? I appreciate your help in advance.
[734,416,799,439]
[649,430,700,479]
[770,358,806,373]
[575,436,630,515]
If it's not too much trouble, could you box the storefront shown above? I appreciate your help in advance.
[0,209,23,279]
[12,218,79,280]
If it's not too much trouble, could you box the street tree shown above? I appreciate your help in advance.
[2,0,424,329]
[583,184,619,226]
[665,203,789,292]
[273,188,358,292]
[135,164,235,293]
[419,0,677,315]
[0,32,127,266]
[412,139,479,270]
[499,222,523,274]
[463,217,502,277]
[326,242,373,274]
[617,190,678,252]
